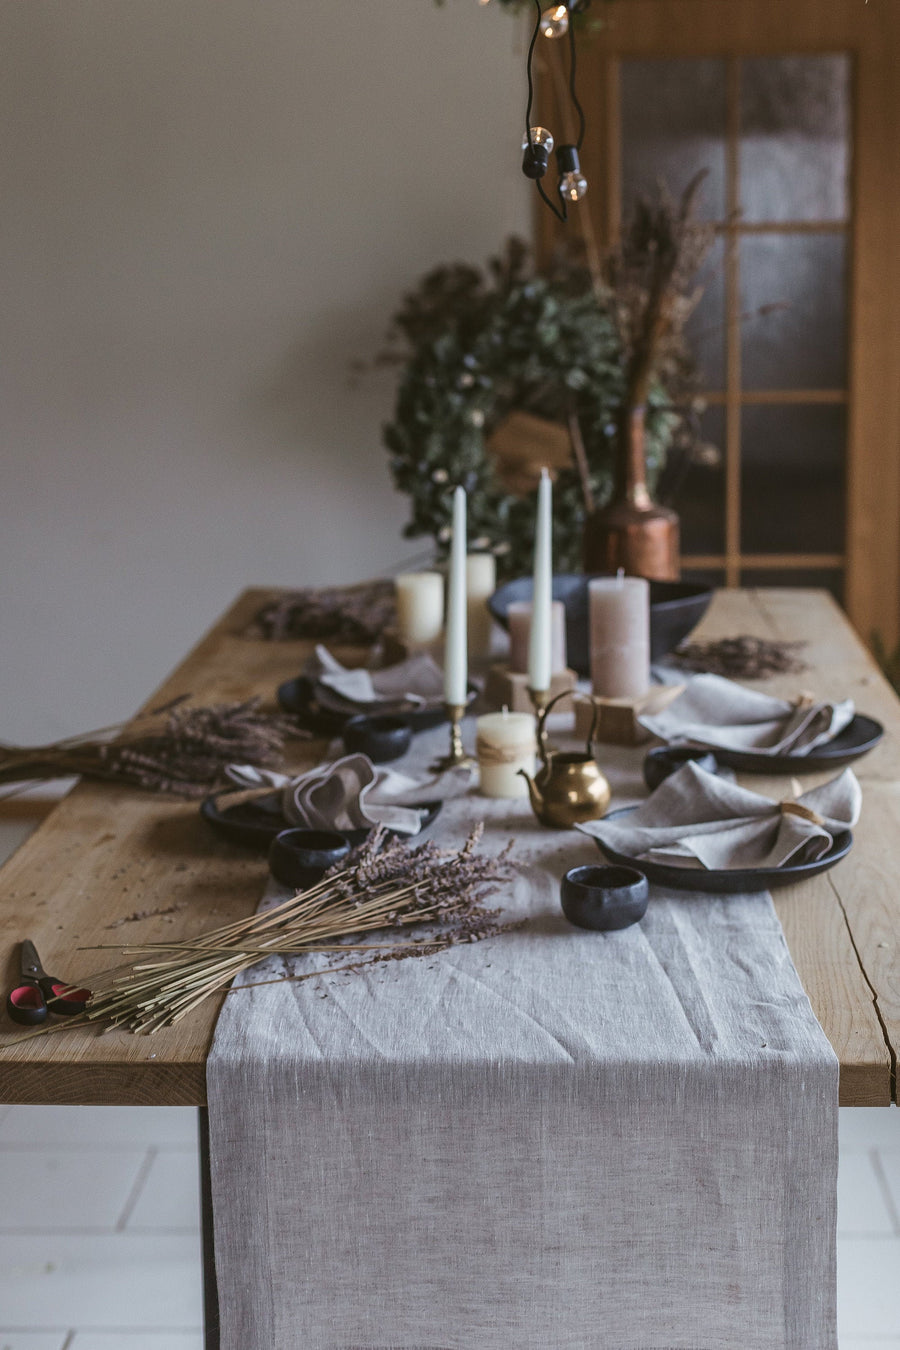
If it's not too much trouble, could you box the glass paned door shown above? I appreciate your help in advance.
[620,53,851,597]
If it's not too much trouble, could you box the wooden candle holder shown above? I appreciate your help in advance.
[483,664,577,714]
[574,684,685,747]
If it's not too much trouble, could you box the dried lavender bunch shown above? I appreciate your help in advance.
[669,635,808,680]
[24,826,517,1038]
[247,581,397,644]
[0,697,306,797]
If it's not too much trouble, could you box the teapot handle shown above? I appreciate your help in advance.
[585,696,601,757]
[535,688,576,762]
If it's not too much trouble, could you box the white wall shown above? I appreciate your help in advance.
[0,0,530,741]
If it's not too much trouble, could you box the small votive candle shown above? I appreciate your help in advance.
[507,600,567,676]
[588,575,650,699]
[395,571,444,647]
[476,710,536,798]
[466,552,497,666]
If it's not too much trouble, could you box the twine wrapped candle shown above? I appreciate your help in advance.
[588,575,650,699]
[476,710,536,798]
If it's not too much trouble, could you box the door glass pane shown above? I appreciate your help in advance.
[675,405,726,555]
[740,55,850,223]
[621,58,727,222]
[740,234,847,390]
[684,235,726,391]
[740,405,846,554]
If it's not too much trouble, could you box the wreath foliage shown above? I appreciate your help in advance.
[383,240,674,578]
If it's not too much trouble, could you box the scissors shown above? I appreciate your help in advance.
[5,940,91,1026]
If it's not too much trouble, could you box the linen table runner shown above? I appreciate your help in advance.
[207,735,838,1350]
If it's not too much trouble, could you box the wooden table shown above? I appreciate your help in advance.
[0,585,897,1110]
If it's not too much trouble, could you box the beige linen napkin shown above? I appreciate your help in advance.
[308,645,445,714]
[226,755,473,835]
[639,672,854,755]
[577,759,861,870]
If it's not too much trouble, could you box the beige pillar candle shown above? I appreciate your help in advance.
[466,552,497,666]
[507,600,567,676]
[588,576,650,699]
[395,571,444,647]
[476,710,537,798]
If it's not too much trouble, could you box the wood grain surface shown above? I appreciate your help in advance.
[0,587,895,1105]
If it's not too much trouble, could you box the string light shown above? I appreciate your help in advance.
[539,4,569,38]
[521,126,554,179]
[557,144,588,201]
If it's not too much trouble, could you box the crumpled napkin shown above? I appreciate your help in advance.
[227,754,473,835]
[577,760,861,870]
[638,672,855,756]
[307,646,445,715]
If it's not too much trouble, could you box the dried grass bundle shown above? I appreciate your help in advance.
[247,580,396,644]
[0,697,305,798]
[19,826,516,1039]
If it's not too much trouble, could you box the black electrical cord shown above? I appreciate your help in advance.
[527,0,568,222]
[566,5,587,150]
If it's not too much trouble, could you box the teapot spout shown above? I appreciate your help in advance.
[518,767,543,816]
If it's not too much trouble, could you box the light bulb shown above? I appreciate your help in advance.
[539,4,569,39]
[521,127,554,155]
[560,171,588,201]
[521,126,555,179]
[556,144,587,202]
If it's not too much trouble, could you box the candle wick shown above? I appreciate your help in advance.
[616,567,624,585]
[502,705,509,717]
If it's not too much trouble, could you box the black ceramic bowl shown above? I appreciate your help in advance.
[488,574,713,675]
[643,745,719,793]
[561,863,649,932]
[342,714,413,764]
[268,828,351,890]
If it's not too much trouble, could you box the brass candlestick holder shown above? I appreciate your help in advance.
[431,702,475,771]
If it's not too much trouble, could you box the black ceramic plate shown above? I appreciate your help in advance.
[687,713,884,774]
[589,806,853,893]
[200,790,442,852]
[277,675,476,736]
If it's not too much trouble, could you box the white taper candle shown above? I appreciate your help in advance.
[444,486,468,705]
[527,468,553,693]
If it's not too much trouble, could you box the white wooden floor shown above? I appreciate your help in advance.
[0,822,898,1348]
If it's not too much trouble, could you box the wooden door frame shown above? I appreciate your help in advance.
[537,0,900,648]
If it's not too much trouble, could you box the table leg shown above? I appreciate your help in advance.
[198,1107,221,1350]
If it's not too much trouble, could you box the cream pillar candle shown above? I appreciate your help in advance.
[475,710,536,798]
[507,600,567,675]
[588,575,651,699]
[394,571,444,647]
[443,486,468,706]
[528,468,553,693]
[466,552,496,666]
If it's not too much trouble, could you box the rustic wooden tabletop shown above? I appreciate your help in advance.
[0,587,895,1106]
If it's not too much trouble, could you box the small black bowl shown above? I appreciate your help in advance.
[268,828,351,890]
[561,864,649,932]
[342,714,413,763]
[643,745,719,793]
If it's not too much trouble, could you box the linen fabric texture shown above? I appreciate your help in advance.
[207,733,838,1350]
[578,759,861,870]
[639,672,854,755]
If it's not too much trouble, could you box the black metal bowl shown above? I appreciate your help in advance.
[488,574,713,675]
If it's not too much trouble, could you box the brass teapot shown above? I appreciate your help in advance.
[519,691,611,829]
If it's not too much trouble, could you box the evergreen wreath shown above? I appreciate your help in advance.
[382,239,675,578]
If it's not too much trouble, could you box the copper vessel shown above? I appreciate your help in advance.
[582,406,680,581]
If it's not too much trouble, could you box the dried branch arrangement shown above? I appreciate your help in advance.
[0,697,304,798]
[19,826,514,1039]
[247,581,397,644]
[607,171,715,414]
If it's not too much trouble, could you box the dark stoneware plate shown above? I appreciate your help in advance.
[277,675,476,735]
[691,713,884,774]
[200,791,442,852]
[589,806,852,893]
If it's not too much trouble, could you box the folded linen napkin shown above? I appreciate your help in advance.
[577,759,861,870]
[639,672,854,756]
[227,754,474,835]
[307,646,445,715]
